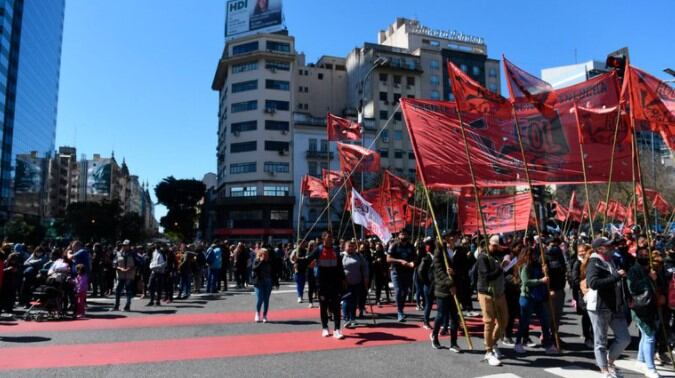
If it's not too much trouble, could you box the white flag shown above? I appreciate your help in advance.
[351,188,392,244]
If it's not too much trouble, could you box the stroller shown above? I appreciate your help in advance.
[24,277,66,321]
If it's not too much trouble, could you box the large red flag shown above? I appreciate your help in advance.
[337,142,381,173]
[622,65,675,151]
[327,113,362,141]
[322,169,346,190]
[458,192,532,235]
[553,201,569,222]
[301,175,327,199]
[383,170,415,200]
[568,191,581,222]
[406,205,432,228]
[448,61,511,117]
[401,71,632,189]
[353,187,407,232]
[573,105,629,145]
[503,56,558,118]
[652,193,671,214]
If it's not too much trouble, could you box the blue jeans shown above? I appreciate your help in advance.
[391,270,412,315]
[423,284,434,324]
[114,278,134,309]
[516,296,553,347]
[255,279,273,316]
[295,272,306,299]
[432,296,459,342]
[207,268,221,293]
[588,310,631,369]
[414,271,424,306]
[637,323,657,371]
[341,284,361,323]
[179,273,192,298]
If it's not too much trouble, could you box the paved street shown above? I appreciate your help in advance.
[0,282,673,377]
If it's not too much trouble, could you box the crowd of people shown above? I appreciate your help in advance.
[0,227,674,378]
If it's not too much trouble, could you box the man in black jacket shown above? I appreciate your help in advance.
[430,238,461,353]
[586,237,631,378]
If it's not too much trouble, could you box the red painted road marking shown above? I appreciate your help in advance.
[0,324,436,371]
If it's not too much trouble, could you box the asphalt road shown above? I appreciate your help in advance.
[1,281,674,378]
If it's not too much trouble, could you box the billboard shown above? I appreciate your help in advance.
[14,156,43,193]
[87,159,112,196]
[226,0,283,38]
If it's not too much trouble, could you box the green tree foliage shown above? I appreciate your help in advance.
[154,176,205,241]
[65,200,122,242]
[3,218,45,245]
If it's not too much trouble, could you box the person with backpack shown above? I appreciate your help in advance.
[147,245,167,306]
[477,235,509,366]
[586,237,631,378]
[417,237,435,330]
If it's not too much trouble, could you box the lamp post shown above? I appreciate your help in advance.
[356,56,388,240]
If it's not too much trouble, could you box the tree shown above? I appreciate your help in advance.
[155,176,205,241]
[117,212,146,243]
[65,200,122,242]
[3,218,45,245]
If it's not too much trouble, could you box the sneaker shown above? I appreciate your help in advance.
[262,316,268,323]
[493,347,503,359]
[430,334,441,349]
[350,320,359,328]
[607,365,623,378]
[484,351,502,366]
[422,322,432,330]
[397,313,406,322]
[545,345,559,355]
[333,330,344,340]
[654,354,664,366]
[145,302,154,307]
[526,337,538,348]
[308,303,314,308]
[110,306,119,312]
[514,343,526,354]
[502,337,515,347]
[321,328,330,337]
[343,321,354,329]
[449,344,461,353]
[658,352,672,366]
[123,306,131,312]
[416,305,422,311]
[440,328,449,336]
[254,313,260,323]
[297,297,302,303]
[645,369,661,378]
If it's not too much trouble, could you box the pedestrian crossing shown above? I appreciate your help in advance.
[475,359,675,378]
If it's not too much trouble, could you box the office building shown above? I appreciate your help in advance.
[0,0,65,218]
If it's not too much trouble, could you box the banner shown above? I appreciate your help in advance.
[401,70,632,188]
[87,158,112,195]
[300,175,327,199]
[351,189,392,244]
[14,155,43,193]
[337,142,381,173]
[503,57,558,118]
[226,0,283,38]
[458,192,532,235]
[327,113,361,141]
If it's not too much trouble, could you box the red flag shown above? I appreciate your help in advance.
[458,192,532,235]
[503,56,557,118]
[448,61,511,117]
[573,105,628,145]
[406,205,432,228]
[652,193,671,214]
[327,113,362,141]
[354,187,407,232]
[301,175,327,199]
[337,142,381,173]
[625,202,635,226]
[322,169,346,189]
[383,170,415,200]
[401,71,631,189]
[553,201,569,222]
[568,191,582,222]
[595,201,608,218]
[622,65,675,151]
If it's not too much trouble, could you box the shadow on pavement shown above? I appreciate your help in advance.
[0,336,51,343]
[351,331,416,345]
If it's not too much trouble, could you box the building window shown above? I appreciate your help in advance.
[232,41,259,55]
[488,83,498,92]
[393,93,401,103]
[266,40,290,53]
[265,141,289,152]
[430,75,440,86]
[230,186,257,197]
[230,162,256,174]
[266,60,290,71]
[406,76,415,86]
[393,130,402,140]
[230,141,257,153]
[489,68,497,78]
[472,66,481,76]
[379,149,389,158]
[308,138,317,151]
[379,73,388,82]
[430,40,440,47]
[264,162,289,173]
[320,139,328,152]
[232,61,258,73]
[460,64,468,73]
[431,90,440,100]
[231,100,257,113]
[394,150,403,159]
[270,209,290,219]
[381,130,389,143]
[232,80,258,93]
[265,186,290,197]
[308,161,318,177]
[231,120,257,133]
[265,120,289,131]
[379,92,388,102]
[430,60,440,70]
[379,110,388,120]
[408,152,415,160]
[318,73,324,80]
[266,79,290,91]
[265,100,290,111]
[393,75,401,85]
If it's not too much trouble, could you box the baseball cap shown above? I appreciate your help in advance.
[591,237,612,249]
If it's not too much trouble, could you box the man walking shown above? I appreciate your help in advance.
[387,230,416,322]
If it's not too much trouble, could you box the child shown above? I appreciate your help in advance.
[75,264,88,318]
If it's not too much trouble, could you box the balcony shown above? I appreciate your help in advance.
[305,150,333,160]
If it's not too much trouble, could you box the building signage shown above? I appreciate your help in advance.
[226,0,283,38]
[411,25,485,45]
[87,159,112,196]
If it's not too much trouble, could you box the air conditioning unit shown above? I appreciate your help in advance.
[265,108,276,114]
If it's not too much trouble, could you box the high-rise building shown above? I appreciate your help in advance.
[0,0,65,218]
[211,31,297,241]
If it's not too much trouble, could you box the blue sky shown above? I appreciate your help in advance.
[56,0,674,221]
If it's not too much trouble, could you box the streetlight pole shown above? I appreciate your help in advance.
[357,56,388,240]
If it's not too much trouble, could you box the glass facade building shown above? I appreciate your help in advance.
[0,0,65,216]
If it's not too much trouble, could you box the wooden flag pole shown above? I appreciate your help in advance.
[573,104,595,237]
[602,105,623,232]
[296,194,304,245]
[511,106,561,351]
[326,149,333,234]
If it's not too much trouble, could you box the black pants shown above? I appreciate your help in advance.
[148,272,165,304]
[374,271,390,303]
[319,291,341,330]
[306,270,316,304]
[163,274,174,301]
[433,296,459,343]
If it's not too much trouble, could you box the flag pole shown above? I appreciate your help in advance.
[510,105,561,351]
[296,193,304,245]
[326,150,332,235]
[602,105,623,232]
[573,104,595,237]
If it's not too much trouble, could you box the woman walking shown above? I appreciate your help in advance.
[252,248,273,323]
